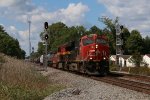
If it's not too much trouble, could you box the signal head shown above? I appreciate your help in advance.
[44,22,48,29]
[120,25,124,30]
[45,34,49,40]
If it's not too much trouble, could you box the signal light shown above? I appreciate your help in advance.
[44,22,48,29]
[120,25,123,30]
[45,34,48,40]
[103,57,106,60]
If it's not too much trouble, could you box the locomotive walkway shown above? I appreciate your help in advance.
[35,66,150,100]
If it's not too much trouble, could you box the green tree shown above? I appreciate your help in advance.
[89,25,102,35]
[102,28,116,54]
[143,36,150,54]
[38,22,67,54]
[21,50,26,59]
[126,30,144,54]
[38,22,86,53]
[75,26,86,36]
[129,51,143,67]
[0,25,25,59]
[99,17,119,54]
[100,17,119,39]
[37,42,45,54]
[122,28,130,54]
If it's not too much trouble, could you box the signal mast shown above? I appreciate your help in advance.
[44,22,49,71]
[116,24,124,67]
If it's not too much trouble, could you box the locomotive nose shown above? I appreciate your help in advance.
[95,44,109,60]
[87,44,109,61]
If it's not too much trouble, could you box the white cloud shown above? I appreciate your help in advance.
[17,3,89,26]
[6,26,18,38]
[9,26,17,32]
[0,1,89,55]
[98,0,150,37]
[0,23,4,26]
[6,25,37,55]
[17,2,89,55]
[58,3,89,25]
[0,0,35,17]
[0,0,18,7]
[7,26,28,41]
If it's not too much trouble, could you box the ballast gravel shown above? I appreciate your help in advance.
[41,67,150,100]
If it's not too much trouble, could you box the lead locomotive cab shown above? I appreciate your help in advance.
[79,34,110,75]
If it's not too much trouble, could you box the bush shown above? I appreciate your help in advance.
[120,67,130,72]
[0,55,64,100]
[109,64,120,71]
[0,54,5,70]
[0,83,64,100]
[109,64,150,76]
[130,67,150,76]
[0,54,5,63]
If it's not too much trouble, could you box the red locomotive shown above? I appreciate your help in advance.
[49,34,110,75]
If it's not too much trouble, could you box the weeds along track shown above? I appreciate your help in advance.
[34,63,150,95]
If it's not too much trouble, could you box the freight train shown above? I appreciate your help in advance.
[48,34,110,75]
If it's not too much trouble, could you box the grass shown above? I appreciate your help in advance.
[0,54,5,63]
[129,67,150,76]
[0,53,64,100]
[110,64,150,76]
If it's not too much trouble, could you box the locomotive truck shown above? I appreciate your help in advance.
[49,34,110,75]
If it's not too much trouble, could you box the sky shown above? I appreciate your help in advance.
[0,0,150,56]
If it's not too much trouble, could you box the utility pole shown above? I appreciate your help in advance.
[116,24,123,68]
[28,20,31,58]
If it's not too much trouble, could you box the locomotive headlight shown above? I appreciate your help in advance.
[96,44,98,48]
[103,57,106,60]
[90,57,93,60]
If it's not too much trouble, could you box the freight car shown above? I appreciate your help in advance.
[49,34,110,75]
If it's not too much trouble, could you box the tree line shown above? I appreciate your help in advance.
[1,17,149,62]
[37,17,150,57]
[0,25,25,59]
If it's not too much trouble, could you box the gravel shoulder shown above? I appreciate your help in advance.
[40,67,150,100]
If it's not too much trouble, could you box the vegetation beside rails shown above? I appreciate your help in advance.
[110,64,150,76]
[0,54,65,100]
[0,54,5,64]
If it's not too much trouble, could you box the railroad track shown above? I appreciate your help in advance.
[110,71,150,83]
[34,63,150,95]
[121,74,150,83]
[91,76,150,95]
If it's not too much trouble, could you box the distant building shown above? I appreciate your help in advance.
[143,54,150,68]
[40,55,43,64]
[126,56,135,67]
[110,54,150,68]
[109,55,116,65]
[119,55,131,67]
[110,55,131,67]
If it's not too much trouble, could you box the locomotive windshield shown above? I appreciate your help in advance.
[82,38,94,46]
[96,38,107,45]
